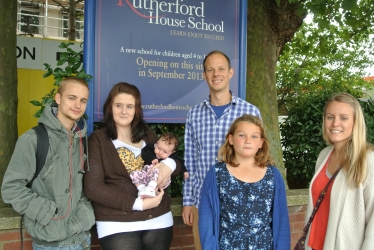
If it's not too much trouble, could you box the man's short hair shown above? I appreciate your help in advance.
[203,50,231,72]
[57,77,89,95]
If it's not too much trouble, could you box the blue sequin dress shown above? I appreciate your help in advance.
[217,164,275,250]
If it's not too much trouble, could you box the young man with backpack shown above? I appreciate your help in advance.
[1,77,95,249]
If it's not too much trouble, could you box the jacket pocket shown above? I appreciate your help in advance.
[38,153,61,191]
[24,214,67,242]
[69,196,95,235]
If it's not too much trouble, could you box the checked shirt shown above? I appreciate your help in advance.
[183,94,261,207]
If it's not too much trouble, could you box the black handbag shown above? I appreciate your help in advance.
[293,168,340,250]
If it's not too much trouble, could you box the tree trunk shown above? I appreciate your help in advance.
[0,0,18,208]
[246,0,304,185]
[68,0,76,41]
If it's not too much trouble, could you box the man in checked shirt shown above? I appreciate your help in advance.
[182,50,262,250]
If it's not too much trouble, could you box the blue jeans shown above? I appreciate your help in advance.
[32,236,91,250]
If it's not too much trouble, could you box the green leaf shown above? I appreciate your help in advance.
[30,100,42,106]
[58,42,68,49]
[76,70,86,79]
[57,60,66,66]
[67,48,75,54]
[34,108,43,118]
[342,0,357,11]
[65,66,73,75]
[85,74,93,80]
[296,6,306,17]
[53,67,64,73]
[72,62,82,72]
[68,56,79,64]
[43,70,52,78]
[59,52,68,62]
[43,63,51,69]
[58,42,74,49]
[54,77,63,86]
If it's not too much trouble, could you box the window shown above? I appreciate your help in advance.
[62,11,83,39]
[20,9,40,34]
[17,0,85,39]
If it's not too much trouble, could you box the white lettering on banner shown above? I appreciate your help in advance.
[129,0,205,17]
[116,0,225,32]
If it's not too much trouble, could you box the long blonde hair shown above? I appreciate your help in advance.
[322,93,374,187]
[218,115,274,168]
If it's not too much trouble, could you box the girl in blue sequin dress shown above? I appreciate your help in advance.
[198,115,290,250]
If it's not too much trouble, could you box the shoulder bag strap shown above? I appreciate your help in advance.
[302,168,341,235]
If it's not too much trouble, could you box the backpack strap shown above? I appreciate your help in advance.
[27,123,49,188]
[22,124,49,249]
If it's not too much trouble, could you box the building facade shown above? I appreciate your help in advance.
[17,0,84,40]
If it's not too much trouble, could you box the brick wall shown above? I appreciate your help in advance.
[289,205,307,248]
[0,208,306,250]
[170,217,195,250]
[0,230,32,250]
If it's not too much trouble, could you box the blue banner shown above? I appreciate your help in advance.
[90,0,246,123]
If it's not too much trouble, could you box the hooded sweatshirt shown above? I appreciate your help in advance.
[1,103,95,246]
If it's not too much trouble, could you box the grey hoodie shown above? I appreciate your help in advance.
[1,103,95,245]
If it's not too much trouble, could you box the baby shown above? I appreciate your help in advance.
[130,132,188,198]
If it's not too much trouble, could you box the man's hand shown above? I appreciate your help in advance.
[182,206,194,226]
[142,188,164,210]
[150,162,172,188]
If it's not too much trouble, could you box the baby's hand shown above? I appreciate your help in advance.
[184,172,189,180]
[151,159,159,165]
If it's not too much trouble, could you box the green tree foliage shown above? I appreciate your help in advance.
[30,41,92,118]
[280,91,330,189]
[275,2,374,188]
[246,0,374,180]
[277,21,374,114]
[362,98,374,143]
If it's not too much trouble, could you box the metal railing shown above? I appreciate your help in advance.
[17,0,84,40]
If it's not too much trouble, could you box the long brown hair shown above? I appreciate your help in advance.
[103,82,148,142]
[218,115,274,168]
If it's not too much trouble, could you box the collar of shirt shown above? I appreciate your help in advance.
[201,91,238,108]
